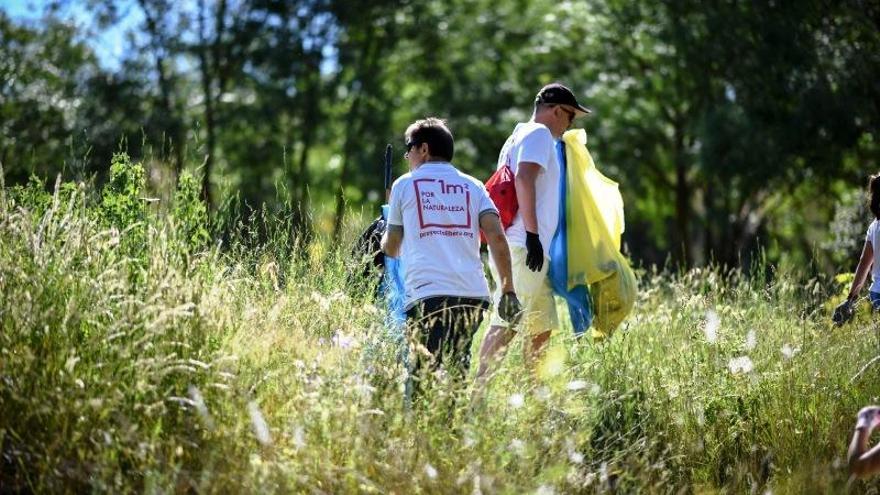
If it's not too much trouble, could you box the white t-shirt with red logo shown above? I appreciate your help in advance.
[866,219,880,293]
[496,122,560,259]
[387,162,498,309]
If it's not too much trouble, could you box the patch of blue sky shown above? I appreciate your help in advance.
[2,0,143,71]
[1,0,339,74]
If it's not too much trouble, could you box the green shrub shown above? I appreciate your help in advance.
[172,170,210,252]
[99,152,147,257]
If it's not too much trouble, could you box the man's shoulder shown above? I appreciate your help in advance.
[515,122,553,140]
[451,169,488,190]
[392,172,415,188]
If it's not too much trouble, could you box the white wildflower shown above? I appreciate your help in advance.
[248,401,272,446]
[584,472,597,486]
[534,386,551,402]
[311,291,331,311]
[508,393,525,409]
[472,474,483,495]
[728,356,754,375]
[108,227,120,247]
[535,484,555,495]
[704,310,720,343]
[424,463,438,479]
[745,329,757,351]
[568,449,584,464]
[566,380,588,391]
[694,407,706,427]
[65,354,79,374]
[188,385,213,428]
[509,438,526,456]
[353,380,376,399]
[781,344,799,360]
[463,434,476,448]
[292,424,306,449]
[332,330,356,349]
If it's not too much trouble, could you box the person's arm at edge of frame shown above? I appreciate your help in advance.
[382,179,404,258]
[381,225,403,258]
[846,240,874,302]
[480,212,514,294]
[848,407,880,479]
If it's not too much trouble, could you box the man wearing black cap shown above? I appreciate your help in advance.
[476,83,590,380]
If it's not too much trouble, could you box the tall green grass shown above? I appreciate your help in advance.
[2,155,880,493]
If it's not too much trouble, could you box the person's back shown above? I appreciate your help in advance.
[496,121,560,258]
[391,163,492,305]
[382,117,521,389]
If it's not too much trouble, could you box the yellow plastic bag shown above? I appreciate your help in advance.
[562,129,636,338]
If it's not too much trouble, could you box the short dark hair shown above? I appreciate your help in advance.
[404,118,454,162]
[869,173,880,220]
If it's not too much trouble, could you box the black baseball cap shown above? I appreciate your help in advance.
[535,83,591,115]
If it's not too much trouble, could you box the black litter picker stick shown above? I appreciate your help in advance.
[384,143,393,202]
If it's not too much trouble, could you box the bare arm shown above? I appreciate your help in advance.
[480,212,514,293]
[849,407,880,479]
[381,224,403,258]
[848,241,874,301]
[515,162,541,233]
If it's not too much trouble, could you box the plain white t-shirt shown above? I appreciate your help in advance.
[387,162,498,309]
[867,219,880,293]
[496,122,560,258]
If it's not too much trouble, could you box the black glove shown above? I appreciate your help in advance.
[525,231,544,272]
[832,299,854,326]
[499,291,523,325]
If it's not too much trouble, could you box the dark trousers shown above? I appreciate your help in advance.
[405,296,489,382]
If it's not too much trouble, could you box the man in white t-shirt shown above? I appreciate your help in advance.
[476,83,591,380]
[834,174,880,324]
[381,118,522,386]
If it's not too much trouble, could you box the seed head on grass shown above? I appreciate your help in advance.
[728,356,754,375]
[508,393,525,409]
[745,329,757,351]
[248,401,272,447]
[704,309,720,343]
[781,343,800,360]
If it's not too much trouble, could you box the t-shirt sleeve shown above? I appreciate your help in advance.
[515,127,554,170]
[387,179,404,226]
[868,221,876,244]
[477,182,498,217]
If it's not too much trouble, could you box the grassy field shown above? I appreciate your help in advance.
[2,159,880,493]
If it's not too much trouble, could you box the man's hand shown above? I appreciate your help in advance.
[525,231,543,272]
[833,299,854,326]
[499,291,523,325]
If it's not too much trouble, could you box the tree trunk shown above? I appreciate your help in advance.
[197,0,217,209]
[673,130,692,267]
[292,73,319,246]
[138,0,185,181]
[332,93,366,241]
[332,30,380,242]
